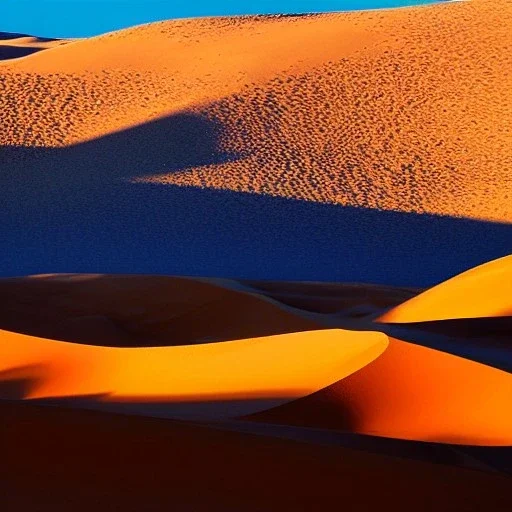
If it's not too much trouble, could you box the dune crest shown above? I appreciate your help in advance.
[249,337,512,446]
[378,254,512,323]
[1,0,511,222]
[0,32,69,61]
[0,327,388,419]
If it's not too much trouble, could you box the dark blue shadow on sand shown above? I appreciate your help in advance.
[1,110,511,286]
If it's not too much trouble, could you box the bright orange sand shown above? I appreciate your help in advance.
[4,401,512,512]
[1,268,511,445]
[0,326,387,419]
[1,0,511,222]
[378,254,512,323]
[248,337,512,446]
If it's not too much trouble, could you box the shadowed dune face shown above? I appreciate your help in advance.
[0,274,319,346]
[2,0,510,222]
[0,32,69,61]
[248,337,512,446]
[1,0,511,283]
[378,255,512,323]
[5,402,512,512]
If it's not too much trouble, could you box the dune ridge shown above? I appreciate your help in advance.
[0,32,69,60]
[1,0,511,223]
[248,336,512,446]
[0,326,388,419]
[378,254,512,323]
[1,257,511,445]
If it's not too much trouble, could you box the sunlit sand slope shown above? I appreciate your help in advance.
[249,337,512,446]
[5,402,512,512]
[378,255,512,323]
[0,327,388,419]
[1,0,511,222]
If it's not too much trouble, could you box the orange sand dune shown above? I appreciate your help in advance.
[5,401,511,512]
[0,274,321,346]
[0,33,69,61]
[1,0,511,222]
[0,327,387,419]
[249,337,512,446]
[378,254,512,323]
[242,278,420,315]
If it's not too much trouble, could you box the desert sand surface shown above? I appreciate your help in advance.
[0,326,387,419]
[2,0,512,508]
[1,260,511,446]
[0,32,69,60]
[2,0,510,224]
[4,401,512,512]
[248,336,512,445]
[1,0,511,284]
[378,254,512,322]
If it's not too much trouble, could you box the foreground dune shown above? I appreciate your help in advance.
[1,0,511,224]
[5,401,511,512]
[249,337,512,446]
[378,255,512,323]
[0,326,388,419]
[1,268,511,445]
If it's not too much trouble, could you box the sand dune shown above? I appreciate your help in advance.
[5,401,511,512]
[0,274,320,346]
[2,0,510,223]
[0,326,387,419]
[0,32,69,60]
[2,0,512,503]
[379,255,512,323]
[1,270,511,444]
[249,337,512,446]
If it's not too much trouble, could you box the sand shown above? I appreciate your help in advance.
[0,274,320,346]
[1,262,511,445]
[0,32,69,60]
[0,326,387,419]
[378,254,512,323]
[248,336,512,446]
[4,401,512,512]
[1,0,512,507]
[1,0,511,222]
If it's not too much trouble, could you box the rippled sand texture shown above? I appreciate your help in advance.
[1,0,510,222]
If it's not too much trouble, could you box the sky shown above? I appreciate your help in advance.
[3,0,438,38]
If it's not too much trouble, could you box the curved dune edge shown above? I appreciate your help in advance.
[247,337,512,446]
[378,255,512,323]
[0,273,321,346]
[0,34,70,62]
[0,327,388,419]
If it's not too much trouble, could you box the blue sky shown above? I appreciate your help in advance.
[3,0,437,38]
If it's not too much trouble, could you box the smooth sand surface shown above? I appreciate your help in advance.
[249,336,512,446]
[378,254,512,323]
[4,401,512,512]
[0,32,69,60]
[2,0,510,223]
[1,264,511,444]
[0,326,387,419]
[0,274,320,346]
